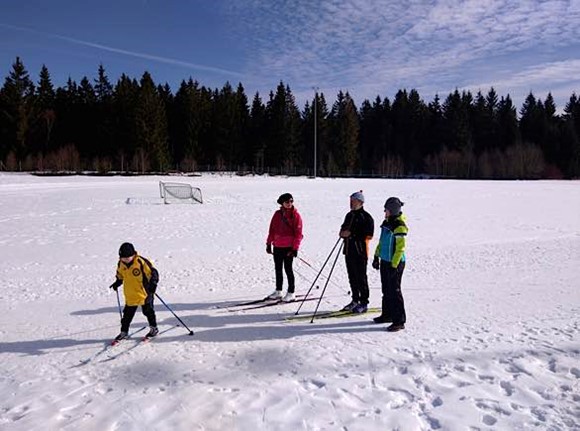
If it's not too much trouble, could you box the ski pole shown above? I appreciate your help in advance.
[309,241,344,323]
[298,255,347,292]
[115,288,123,320]
[295,237,341,314]
[155,293,194,335]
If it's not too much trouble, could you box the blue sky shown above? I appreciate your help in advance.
[1,0,579,112]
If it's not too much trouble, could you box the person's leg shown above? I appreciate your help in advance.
[273,247,286,291]
[282,251,295,293]
[377,261,392,320]
[120,305,138,333]
[356,256,370,305]
[384,262,405,325]
[392,262,406,324]
[142,302,157,328]
[345,255,360,303]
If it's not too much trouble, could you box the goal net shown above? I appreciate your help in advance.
[159,181,203,204]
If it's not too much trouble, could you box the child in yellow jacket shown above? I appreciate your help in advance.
[110,242,159,341]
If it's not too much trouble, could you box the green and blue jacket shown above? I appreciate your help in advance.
[374,213,408,267]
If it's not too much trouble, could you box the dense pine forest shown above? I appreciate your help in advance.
[1,57,579,178]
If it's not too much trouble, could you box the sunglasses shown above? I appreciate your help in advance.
[284,199,294,203]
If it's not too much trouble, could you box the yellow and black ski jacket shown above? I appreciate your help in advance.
[114,254,159,306]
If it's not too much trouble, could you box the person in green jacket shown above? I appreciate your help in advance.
[371,197,408,332]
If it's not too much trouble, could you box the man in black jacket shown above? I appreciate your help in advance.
[339,191,374,313]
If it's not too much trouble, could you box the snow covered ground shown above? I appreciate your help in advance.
[0,173,579,431]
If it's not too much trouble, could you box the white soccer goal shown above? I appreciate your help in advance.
[159,181,203,204]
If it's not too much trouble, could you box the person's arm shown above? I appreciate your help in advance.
[364,213,374,256]
[391,224,408,267]
[339,212,353,237]
[266,212,277,245]
[109,262,123,290]
[292,211,304,251]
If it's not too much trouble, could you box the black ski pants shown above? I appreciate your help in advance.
[273,246,295,293]
[345,253,369,305]
[121,301,157,332]
[380,261,406,324]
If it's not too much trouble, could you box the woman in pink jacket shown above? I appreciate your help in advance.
[266,193,304,302]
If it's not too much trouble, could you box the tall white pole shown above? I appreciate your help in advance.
[313,87,318,178]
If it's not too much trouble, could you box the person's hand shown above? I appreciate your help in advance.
[109,279,122,291]
[146,283,157,294]
[287,250,297,258]
[372,256,380,270]
[339,229,351,238]
[266,244,273,254]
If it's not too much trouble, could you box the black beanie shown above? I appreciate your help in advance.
[384,197,404,215]
[277,193,293,205]
[119,242,136,258]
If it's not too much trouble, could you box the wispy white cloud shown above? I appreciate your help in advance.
[223,0,580,107]
[0,23,244,78]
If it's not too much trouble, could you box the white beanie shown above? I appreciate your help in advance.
[350,190,364,203]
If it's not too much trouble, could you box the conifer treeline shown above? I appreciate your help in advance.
[1,57,579,178]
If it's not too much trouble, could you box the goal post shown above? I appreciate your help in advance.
[159,181,203,204]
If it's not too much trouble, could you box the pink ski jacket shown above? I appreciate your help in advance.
[266,207,303,250]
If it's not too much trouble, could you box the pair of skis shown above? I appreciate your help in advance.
[111,329,155,346]
[222,294,320,311]
[286,307,381,321]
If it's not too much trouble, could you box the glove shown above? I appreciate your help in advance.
[266,244,273,254]
[146,293,154,305]
[146,282,157,295]
[339,229,351,238]
[372,256,380,270]
[109,279,122,291]
[287,250,298,258]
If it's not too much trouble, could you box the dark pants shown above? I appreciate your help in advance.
[380,261,406,324]
[121,301,157,332]
[273,247,295,293]
[345,254,369,305]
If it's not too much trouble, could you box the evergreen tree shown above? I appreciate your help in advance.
[35,65,56,155]
[520,92,541,145]
[209,82,249,169]
[53,78,79,153]
[0,57,35,164]
[260,82,302,173]
[283,84,303,172]
[561,93,580,177]
[358,97,378,172]
[234,83,250,167]
[248,92,267,171]
[134,72,170,171]
[113,74,139,170]
[76,76,98,161]
[329,91,359,173]
[442,89,472,151]
[496,95,519,150]
[93,65,114,162]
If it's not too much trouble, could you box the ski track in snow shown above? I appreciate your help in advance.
[0,174,579,430]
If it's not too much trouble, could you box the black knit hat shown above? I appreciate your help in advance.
[277,193,293,205]
[119,242,136,258]
[384,197,404,215]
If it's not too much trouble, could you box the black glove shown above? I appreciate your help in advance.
[146,293,154,305]
[372,256,380,270]
[146,282,157,295]
[287,250,298,258]
[109,279,122,291]
[266,244,273,254]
